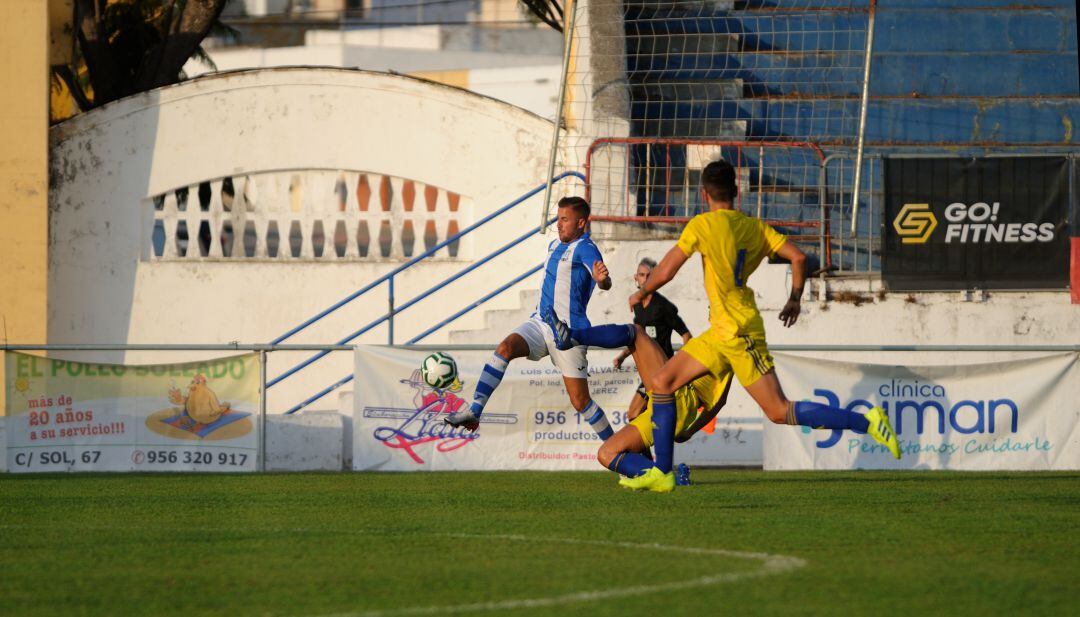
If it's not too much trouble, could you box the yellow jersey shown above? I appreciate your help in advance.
[676,209,788,338]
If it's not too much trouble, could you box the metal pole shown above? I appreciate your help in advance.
[841,159,848,270]
[757,145,764,219]
[388,276,395,345]
[818,156,827,268]
[867,156,877,272]
[540,0,579,233]
[259,349,267,472]
[850,0,876,236]
[664,145,671,216]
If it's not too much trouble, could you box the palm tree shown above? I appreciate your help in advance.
[54,0,236,111]
[520,0,564,32]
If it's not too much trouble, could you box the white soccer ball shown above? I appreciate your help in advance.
[420,352,458,390]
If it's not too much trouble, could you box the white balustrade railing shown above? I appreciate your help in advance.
[150,171,468,261]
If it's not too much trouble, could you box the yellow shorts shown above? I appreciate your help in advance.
[631,373,732,447]
[681,327,774,387]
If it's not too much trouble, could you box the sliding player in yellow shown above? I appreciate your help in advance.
[550,160,900,492]
[592,322,731,485]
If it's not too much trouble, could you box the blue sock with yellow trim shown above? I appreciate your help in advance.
[789,401,870,433]
[651,392,676,473]
[608,452,655,478]
[568,324,636,349]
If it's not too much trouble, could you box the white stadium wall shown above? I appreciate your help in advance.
[452,235,1079,356]
[47,68,566,415]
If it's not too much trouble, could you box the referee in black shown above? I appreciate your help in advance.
[614,257,692,420]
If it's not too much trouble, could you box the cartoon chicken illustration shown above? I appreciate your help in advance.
[168,374,230,424]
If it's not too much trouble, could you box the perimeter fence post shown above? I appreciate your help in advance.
[388,277,395,345]
[259,349,268,472]
[540,0,578,233]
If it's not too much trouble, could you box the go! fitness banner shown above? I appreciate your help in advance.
[5,352,260,473]
[764,353,1080,471]
[882,156,1070,291]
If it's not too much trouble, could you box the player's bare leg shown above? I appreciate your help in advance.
[744,368,901,459]
[641,350,710,476]
[596,330,693,487]
[648,350,709,396]
[613,327,669,458]
[626,325,671,391]
[597,412,663,489]
[742,370,792,424]
[597,423,647,470]
[495,333,531,362]
[445,333,529,431]
[625,391,646,421]
[563,376,614,440]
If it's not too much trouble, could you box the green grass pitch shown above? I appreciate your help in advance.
[1,470,1076,616]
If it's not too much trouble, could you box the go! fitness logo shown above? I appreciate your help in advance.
[893,203,937,244]
[893,201,1057,245]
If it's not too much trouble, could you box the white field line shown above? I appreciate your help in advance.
[313,532,807,617]
[0,525,807,615]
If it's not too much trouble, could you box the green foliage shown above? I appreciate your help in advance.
[0,470,1076,615]
[520,0,563,32]
[57,0,236,111]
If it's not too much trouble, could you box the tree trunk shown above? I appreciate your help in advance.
[71,0,229,108]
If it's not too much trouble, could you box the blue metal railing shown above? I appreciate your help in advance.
[267,218,555,389]
[271,171,584,346]
[282,263,545,415]
[405,265,544,345]
[270,172,585,413]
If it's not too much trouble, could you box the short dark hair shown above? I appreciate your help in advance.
[701,160,738,202]
[638,257,657,270]
[557,196,590,218]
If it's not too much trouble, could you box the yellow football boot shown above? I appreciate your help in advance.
[618,466,675,493]
[865,406,901,459]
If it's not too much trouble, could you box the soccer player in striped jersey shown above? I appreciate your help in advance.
[445,196,616,441]
[550,160,901,492]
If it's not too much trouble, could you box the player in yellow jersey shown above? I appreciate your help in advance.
[548,160,900,492]
[589,323,731,485]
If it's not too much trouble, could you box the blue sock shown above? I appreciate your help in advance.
[651,392,676,474]
[789,401,870,433]
[469,353,508,418]
[608,452,655,478]
[568,324,636,349]
[581,400,614,440]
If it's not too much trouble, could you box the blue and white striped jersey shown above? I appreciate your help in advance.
[536,233,604,329]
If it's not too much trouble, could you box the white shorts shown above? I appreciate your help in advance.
[511,315,589,379]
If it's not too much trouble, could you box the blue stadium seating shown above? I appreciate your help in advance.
[622,0,1079,267]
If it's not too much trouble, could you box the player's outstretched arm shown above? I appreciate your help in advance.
[775,241,807,327]
[630,245,687,310]
[592,260,612,290]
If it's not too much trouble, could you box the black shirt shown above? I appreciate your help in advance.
[632,291,690,358]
